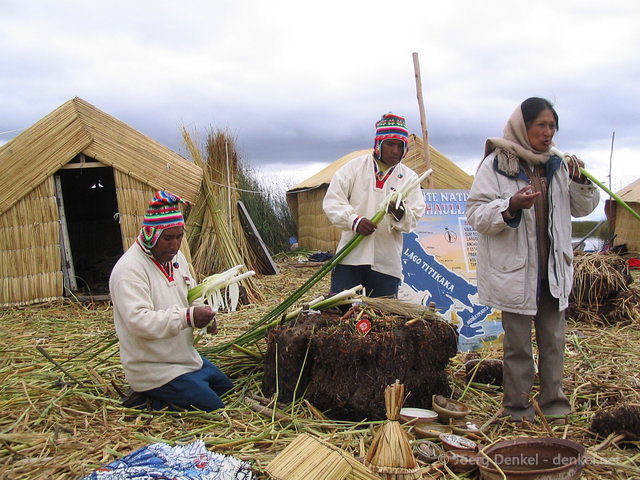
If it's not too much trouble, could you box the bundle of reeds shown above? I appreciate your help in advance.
[364,380,420,480]
[266,433,380,480]
[359,297,438,320]
[570,252,639,325]
[572,252,630,308]
[181,127,263,303]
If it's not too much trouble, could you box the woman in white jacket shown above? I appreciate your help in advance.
[466,97,600,423]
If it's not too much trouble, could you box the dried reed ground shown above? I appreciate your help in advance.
[1,264,640,480]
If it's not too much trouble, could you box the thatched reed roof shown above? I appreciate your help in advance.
[0,97,202,216]
[288,135,473,193]
[616,177,640,203]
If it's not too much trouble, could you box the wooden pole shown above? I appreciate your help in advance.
[412,52,433,188]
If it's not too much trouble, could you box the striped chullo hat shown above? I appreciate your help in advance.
[373,113,409,160]
[138,191,185,249]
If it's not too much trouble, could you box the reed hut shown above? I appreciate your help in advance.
[0,97,202,306]
[286,135,473,251]
[605,177,640,253]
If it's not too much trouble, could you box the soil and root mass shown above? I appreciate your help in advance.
[262,298,458,421]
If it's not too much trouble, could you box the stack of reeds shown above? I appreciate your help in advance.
[364,380,421,480]
[266,433,380,480]
[572,252,630,308]
[182,127,263,303]
[570,251,639,325]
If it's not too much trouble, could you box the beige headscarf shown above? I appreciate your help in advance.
[483,103,553,176]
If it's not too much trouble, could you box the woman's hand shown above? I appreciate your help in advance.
[507,185,541,215]
[566,154,587,183]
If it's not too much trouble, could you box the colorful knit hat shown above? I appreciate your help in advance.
[138,191,185,249]
[373,113,409,160]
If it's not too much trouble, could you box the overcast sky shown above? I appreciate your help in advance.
[2,0,639,221]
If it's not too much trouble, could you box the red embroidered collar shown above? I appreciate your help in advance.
[373,160,395,189]
[151,258,175,282]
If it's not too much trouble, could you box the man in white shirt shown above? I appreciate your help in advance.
[323,113,426,297]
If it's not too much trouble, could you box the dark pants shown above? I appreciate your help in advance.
[137,357,233,412]
[330,264,400,298]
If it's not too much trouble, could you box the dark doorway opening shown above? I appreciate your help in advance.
[55,162,123,296]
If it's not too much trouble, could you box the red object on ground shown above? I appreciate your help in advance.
[628,258,640,269]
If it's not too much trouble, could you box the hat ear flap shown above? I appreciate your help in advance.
[373,139,381,159]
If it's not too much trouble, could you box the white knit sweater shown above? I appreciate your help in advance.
[109,243,203,391]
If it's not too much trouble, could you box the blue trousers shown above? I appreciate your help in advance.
[142,357,233,412]
[330,264,400,298]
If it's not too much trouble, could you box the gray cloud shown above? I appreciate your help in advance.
[2,0,639,213]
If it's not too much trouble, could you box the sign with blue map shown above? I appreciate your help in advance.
[398,190,503,351]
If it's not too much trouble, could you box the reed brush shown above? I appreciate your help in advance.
[365,380,420,480]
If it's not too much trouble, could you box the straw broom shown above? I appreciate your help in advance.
[365,380,420,480]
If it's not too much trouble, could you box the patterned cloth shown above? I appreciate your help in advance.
[373,112,409,160]
[82,441,253,480]
[138,190,185,249]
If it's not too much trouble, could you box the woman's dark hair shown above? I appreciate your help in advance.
[521,97,559,130]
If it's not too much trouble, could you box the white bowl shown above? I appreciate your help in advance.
[399,407,439,426]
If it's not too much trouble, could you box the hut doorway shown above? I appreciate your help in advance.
[54,156,123,297]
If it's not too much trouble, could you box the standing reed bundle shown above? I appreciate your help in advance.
[182,128,263,303]
[365,380,420,480]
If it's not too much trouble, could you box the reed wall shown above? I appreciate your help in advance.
[295,188,340,251]
[0,105,92,216]
[613,204,640,253]
[0,179,63,306]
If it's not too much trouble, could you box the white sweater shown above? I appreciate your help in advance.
[109,243,203,391]
[323,153,426,280]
